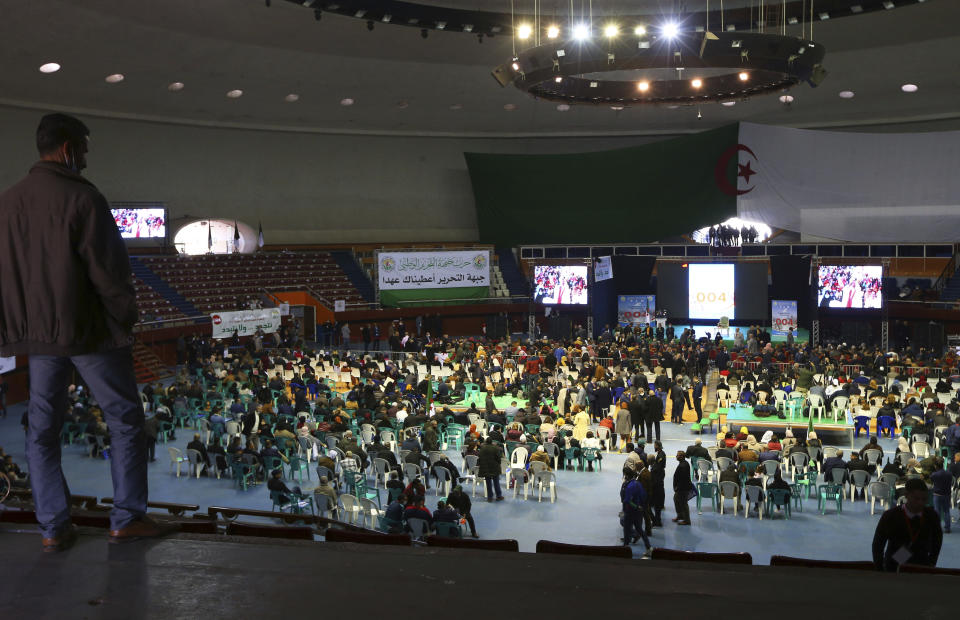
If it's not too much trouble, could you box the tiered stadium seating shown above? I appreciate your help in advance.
[137,252,366,315]
[133,277,184,321]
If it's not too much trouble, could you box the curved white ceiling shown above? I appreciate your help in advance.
[1,0,958,136]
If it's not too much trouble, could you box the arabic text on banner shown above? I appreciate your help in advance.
[618,295,656,326]
[210,308,282,339]
[594,256,613,282]
[377,250,491,290]
[771,299,798,336]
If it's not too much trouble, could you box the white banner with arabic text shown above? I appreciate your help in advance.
[210,308,282,339]
[377,250,490,290]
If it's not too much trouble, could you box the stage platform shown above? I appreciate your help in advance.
[666,325,810,345]
[721,405,855,448]
[0,524,941,617]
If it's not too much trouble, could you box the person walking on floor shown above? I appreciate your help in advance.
[0,113,178,552]
[672,451,693,525]
[620,468,652,556]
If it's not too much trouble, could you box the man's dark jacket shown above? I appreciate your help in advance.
[0,162,137,356]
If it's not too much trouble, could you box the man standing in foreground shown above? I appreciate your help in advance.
[0,113,177,552]
[872,478,942,571]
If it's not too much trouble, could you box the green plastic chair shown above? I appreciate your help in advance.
[739,461,760,486]
[563,447,581,471]
[270,489,314,515]
[156,421,175,444]
[765,488,792,518]
[288,455,310,483]
[690,423,703,434]
[262,455,285,477]
[696,482,719,513]
[231,462,257,491]
[346,471,381,508]
[581,448,602,472]
[788,484,804,512]
[818,483,843,515]
[434,521,463,538]
[378,516,403,533]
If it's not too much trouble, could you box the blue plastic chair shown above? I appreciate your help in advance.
[853,416,871,438]
[877,416,897,438]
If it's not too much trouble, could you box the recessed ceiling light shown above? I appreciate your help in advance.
[504,103,518,111]
[779,94,795,103]
[610,105,624,111]
[667,105,679,109]
[901,83,918,93]
[819,11,830,19]
[691,78,703,88]
[397,101,409,109]
[554,76,562,83]
[637,81,649,91]
[634,25,646,36]
[340,97,355,106]
[839,90,855,99]
[556,104,570,111]
[547,25,560,38]
[105,73,124,83]
[738,72,749,81]
[449,104,463,110]
[39,62,60,74]
[226,89,243,98]
[517,24,532,39]
[284,93,300,102]
[167,82,185,92]
[883,1,894,8]
[721,101,736,107]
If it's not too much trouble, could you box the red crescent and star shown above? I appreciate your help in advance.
[714,143,758,196]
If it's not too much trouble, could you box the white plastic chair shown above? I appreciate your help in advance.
[407,517,429,541]
[338,493,362,525]
[358,497,382,528]
[373,458,390,489]
[167,447,187,478]
[868,481,890,515]
[596,427,613,452]
[912,441,931,459]
[432,466,452,497]
[744,485,763,520]
[719,481,740,515]
[509,469,530,500]
[696,458,714,482]
[186,448,204,479]
[535,470,557,503]
[509,447,529,471]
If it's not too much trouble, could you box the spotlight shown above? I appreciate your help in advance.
[634,25,646,36]
[901,83,918,93]
[421,28,428,38]
[555,76,562,83]
[547,25,560,38]
[436,21,446,30]
[691,78,702,88]
[511,60,520,71]
[367,20,374,31]
[517,23,532,39]
[572,23,590,40]
[738,71,749,81]
[662,22,679,38]
[637,81,649,91]
[604,24,619,38]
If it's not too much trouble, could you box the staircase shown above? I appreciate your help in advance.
[329,251,375,304]
[132,339,172,384]
[129,256,199,316]
[495,247,529,297]
[940,266,960,302]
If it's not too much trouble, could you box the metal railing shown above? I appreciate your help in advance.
[395,295,530,307]
[133,315,210,332]
[934,249,960,293]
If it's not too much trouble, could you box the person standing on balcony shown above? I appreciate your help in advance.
[0,113,177,552]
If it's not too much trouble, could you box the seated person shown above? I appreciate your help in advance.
[267,469,303,504]
[403,496,433,529]
[432,500,460,525]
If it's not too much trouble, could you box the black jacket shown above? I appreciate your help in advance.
[0,162,137,356]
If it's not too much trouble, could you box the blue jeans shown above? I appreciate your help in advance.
[485,476,502,500]
[27,347,147,537]
[933,494,952,532]
[622,507,651,549]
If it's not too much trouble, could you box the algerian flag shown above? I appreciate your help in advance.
[258,221,265,248]
[207,221,212,250]
[233,220,240,241]
[467,122,960,245]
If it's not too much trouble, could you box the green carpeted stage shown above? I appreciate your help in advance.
[721,404,854,448]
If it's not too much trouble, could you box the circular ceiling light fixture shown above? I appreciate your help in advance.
[39,62,61,74]
[610,105,624,111]
[517,23,532,39]
[168,82,185,92]
[721,101,736,106]
[556,103,570,111]
[838,90,855,98]
[604,24,619,38]
[634,25,646,36]
[340,97,355,106]
[779,94,795,103]
[105,73,125,83]
[547,25,560,39]
[284,93,300,102]
[901,83,918,93]
[661,22,679,38]
[226,89,244,98]
[494,32,826,108]
[503,103,518,111]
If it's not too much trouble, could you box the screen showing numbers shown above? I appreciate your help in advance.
[688,263,735,319]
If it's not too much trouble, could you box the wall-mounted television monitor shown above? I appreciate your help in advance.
[534,265,588,305]
[111,206,166,239]
[817,265,883,309]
